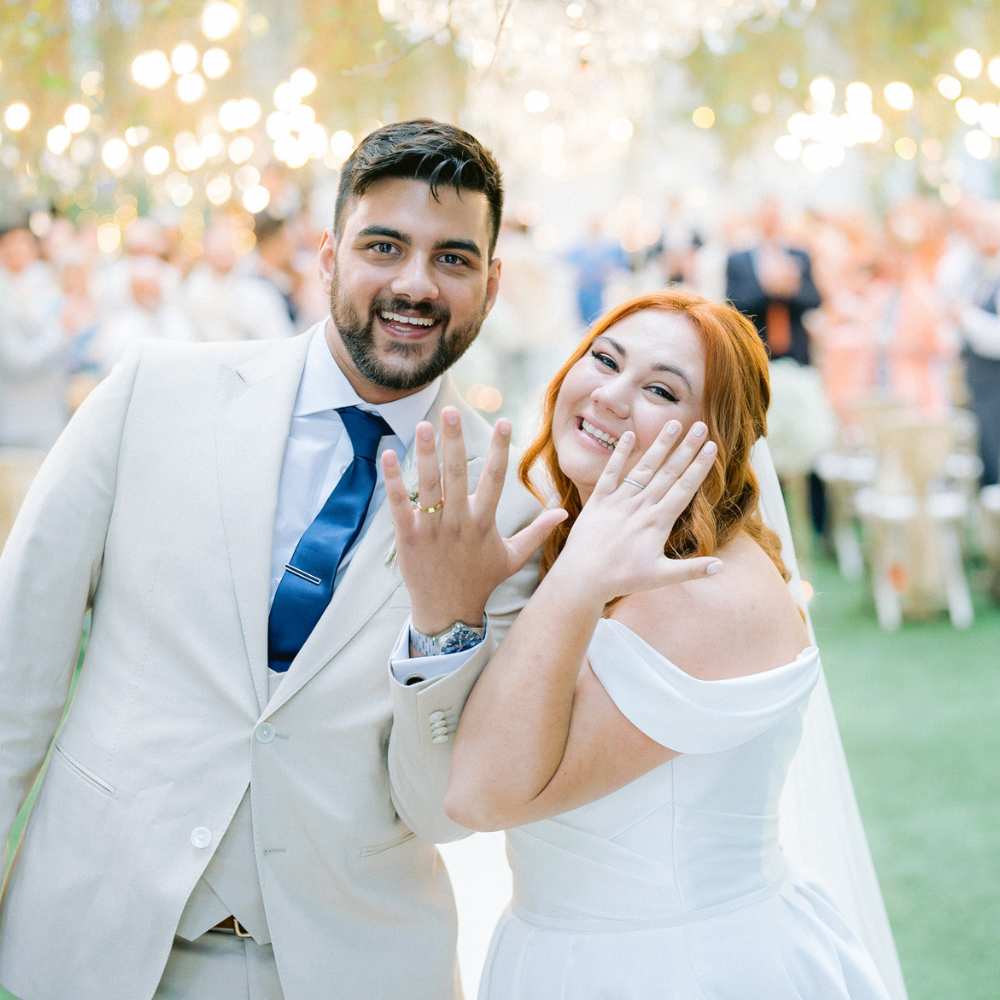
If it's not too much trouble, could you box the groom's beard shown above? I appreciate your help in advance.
[330,274,485,391]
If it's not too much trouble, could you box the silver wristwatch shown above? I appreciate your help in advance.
[410,615,487,657]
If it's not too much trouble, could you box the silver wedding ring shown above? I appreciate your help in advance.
[623,477,647,490]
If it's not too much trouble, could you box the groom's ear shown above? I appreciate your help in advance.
[318,229,336,294]
[484,255,502,317]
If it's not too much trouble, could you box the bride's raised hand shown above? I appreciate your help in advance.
[556,420,722,603]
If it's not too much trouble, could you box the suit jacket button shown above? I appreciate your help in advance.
[255,722,275,743]
[190,826,212,849]
[431,734,449,745]
[429,710,446,723]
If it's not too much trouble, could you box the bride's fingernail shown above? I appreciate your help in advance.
[706,560,724,576]
[692,422,707,438]
[666,421,681,436]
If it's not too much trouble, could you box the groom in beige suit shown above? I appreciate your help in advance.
[0,121,550,999]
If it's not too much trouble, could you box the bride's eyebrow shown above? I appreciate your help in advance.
[600,335,693,392]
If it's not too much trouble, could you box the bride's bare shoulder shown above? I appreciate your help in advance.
[609,534,810,681]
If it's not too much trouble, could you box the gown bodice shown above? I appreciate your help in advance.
[505,617,822,932]
[481,617,890,999]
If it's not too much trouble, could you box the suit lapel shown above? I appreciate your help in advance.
[216,332,313,712]
[262,376,488,716]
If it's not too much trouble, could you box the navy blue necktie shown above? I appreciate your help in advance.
[267,406,393,673]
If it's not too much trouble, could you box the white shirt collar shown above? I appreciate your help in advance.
[293,321,442,449]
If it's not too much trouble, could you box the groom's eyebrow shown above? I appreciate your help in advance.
[602,336,693,392]
[432,238,482,260]
[357,225,410,243]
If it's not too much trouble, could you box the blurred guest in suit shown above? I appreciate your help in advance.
[726,200,825,532]
[184,219,296,343]
[250,213,301,326]
[0,223,69,450]
[725,198,822,365]
[650,194,704,288]
[94,217,180,313]
[88,255,195,374]
[566,218,630,328]
[958,209,1000,486]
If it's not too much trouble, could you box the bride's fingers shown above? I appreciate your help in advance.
[655,554,724,586]
[621,420,681,492]
[652,439,717,523]
[644,421,710,504]
[471,418,511,525]
[592,431,635,497]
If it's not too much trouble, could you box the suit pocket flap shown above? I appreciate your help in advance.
[359,829,416,856]
[53,744,116,797]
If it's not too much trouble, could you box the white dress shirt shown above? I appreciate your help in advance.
[270,322,474,682]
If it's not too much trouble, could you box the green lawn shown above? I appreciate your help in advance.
[3,561,998,999]
[809,556,1000,1000]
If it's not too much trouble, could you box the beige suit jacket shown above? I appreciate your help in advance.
[0,331,539,1000]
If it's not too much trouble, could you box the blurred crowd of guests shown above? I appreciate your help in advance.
[0,211,328,452]
[561,193,1000,491]
[2,192,999,495]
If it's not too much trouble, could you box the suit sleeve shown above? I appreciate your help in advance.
[386,493,539,844]
[725,252,766,321]
[0,348,141,851]
[790,250,822,312]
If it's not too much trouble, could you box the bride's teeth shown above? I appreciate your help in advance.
[381,310,435,328]
[581,419,618,449]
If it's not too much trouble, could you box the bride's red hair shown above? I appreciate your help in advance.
[518,289,789,583]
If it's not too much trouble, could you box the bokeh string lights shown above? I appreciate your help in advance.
[0,0,996,232]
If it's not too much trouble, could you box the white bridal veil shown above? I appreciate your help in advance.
[752,439,909,1000]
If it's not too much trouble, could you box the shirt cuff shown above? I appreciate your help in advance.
[389,617,488,686]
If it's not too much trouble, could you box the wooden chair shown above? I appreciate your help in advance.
[0,448,45,549]
[813,397,910,581]
[815,442,876,581]
[855,413,974,630]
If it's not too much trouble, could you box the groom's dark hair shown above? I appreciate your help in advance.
[333,119,504,257]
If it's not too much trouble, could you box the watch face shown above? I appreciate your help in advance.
[441,625,482,655]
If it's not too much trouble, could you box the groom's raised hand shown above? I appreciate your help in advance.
[381,406,567,636]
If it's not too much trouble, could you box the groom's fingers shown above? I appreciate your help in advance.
[414,421,442,508]
[440,407,470,518]
[472,418,511,526]
[505,507,569,573]
[381,450,416,542]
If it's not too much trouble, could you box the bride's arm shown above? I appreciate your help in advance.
[443,423,722,830]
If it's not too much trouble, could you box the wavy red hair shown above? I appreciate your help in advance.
[518,289,788,584]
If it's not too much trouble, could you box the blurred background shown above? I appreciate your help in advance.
[0,2,998,998]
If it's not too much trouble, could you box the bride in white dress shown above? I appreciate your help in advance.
[439,290,895,999]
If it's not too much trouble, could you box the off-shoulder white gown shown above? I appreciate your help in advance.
[478,618,890,999]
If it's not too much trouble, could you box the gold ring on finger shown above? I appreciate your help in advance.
[409,491,445,514]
